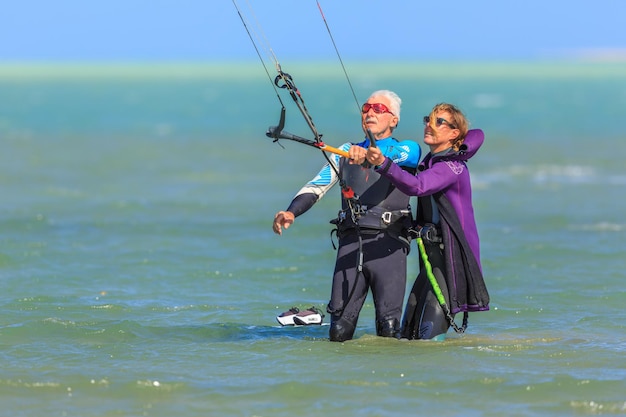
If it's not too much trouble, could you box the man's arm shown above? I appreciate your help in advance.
[272,143,348,235]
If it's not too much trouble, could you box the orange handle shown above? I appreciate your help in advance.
[319,144,349,158]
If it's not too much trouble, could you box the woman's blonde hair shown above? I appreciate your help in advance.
[429,103,469,151]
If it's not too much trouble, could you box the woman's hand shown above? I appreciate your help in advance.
[366,147,385,166]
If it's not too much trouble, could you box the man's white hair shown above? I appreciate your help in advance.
[368,89,401,121]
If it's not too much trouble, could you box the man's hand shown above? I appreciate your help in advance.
[272,211,295,235]
[347,145,367,165]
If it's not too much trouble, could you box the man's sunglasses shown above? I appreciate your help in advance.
[362,103,394,115]
[423,116,456,129]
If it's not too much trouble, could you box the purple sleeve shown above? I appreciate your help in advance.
[376,158,457,197]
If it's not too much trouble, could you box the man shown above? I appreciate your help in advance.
[272,90,421,342]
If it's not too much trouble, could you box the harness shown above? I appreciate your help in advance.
[330,206,413,252]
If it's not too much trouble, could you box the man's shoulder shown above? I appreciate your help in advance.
[382,138,421,168]
[394,138,421,160]
[395,139,420,152]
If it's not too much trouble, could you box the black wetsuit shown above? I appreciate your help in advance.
[283,137,420,341]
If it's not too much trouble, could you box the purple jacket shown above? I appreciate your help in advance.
[376,129,489,313]
[376,129,483,268]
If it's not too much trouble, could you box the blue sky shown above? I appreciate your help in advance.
[2,0,625,62]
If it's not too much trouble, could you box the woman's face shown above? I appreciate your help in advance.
[423,110,460,153]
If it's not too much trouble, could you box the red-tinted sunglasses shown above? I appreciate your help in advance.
[361,102,394,115]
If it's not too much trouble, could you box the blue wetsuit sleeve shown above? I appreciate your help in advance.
[285,142,351,218]
[379,140,421,169]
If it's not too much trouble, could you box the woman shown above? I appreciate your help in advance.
[363,103,490,340]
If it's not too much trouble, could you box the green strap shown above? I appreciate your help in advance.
[417,237,468,334]
[417,237,447,307]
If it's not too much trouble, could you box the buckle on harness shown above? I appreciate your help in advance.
[382,209,411,225]
[415,223,442,244]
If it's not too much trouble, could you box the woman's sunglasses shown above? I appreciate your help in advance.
[423,116,457,129]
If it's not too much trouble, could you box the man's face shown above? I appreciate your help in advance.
[361,96,398,139]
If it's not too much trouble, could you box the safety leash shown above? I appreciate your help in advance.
[416,237,468,334]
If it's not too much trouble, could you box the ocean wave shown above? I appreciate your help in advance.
[568,222,625,232]
[474,164,626,186]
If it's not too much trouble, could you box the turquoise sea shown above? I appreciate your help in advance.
[1,61,625,416]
